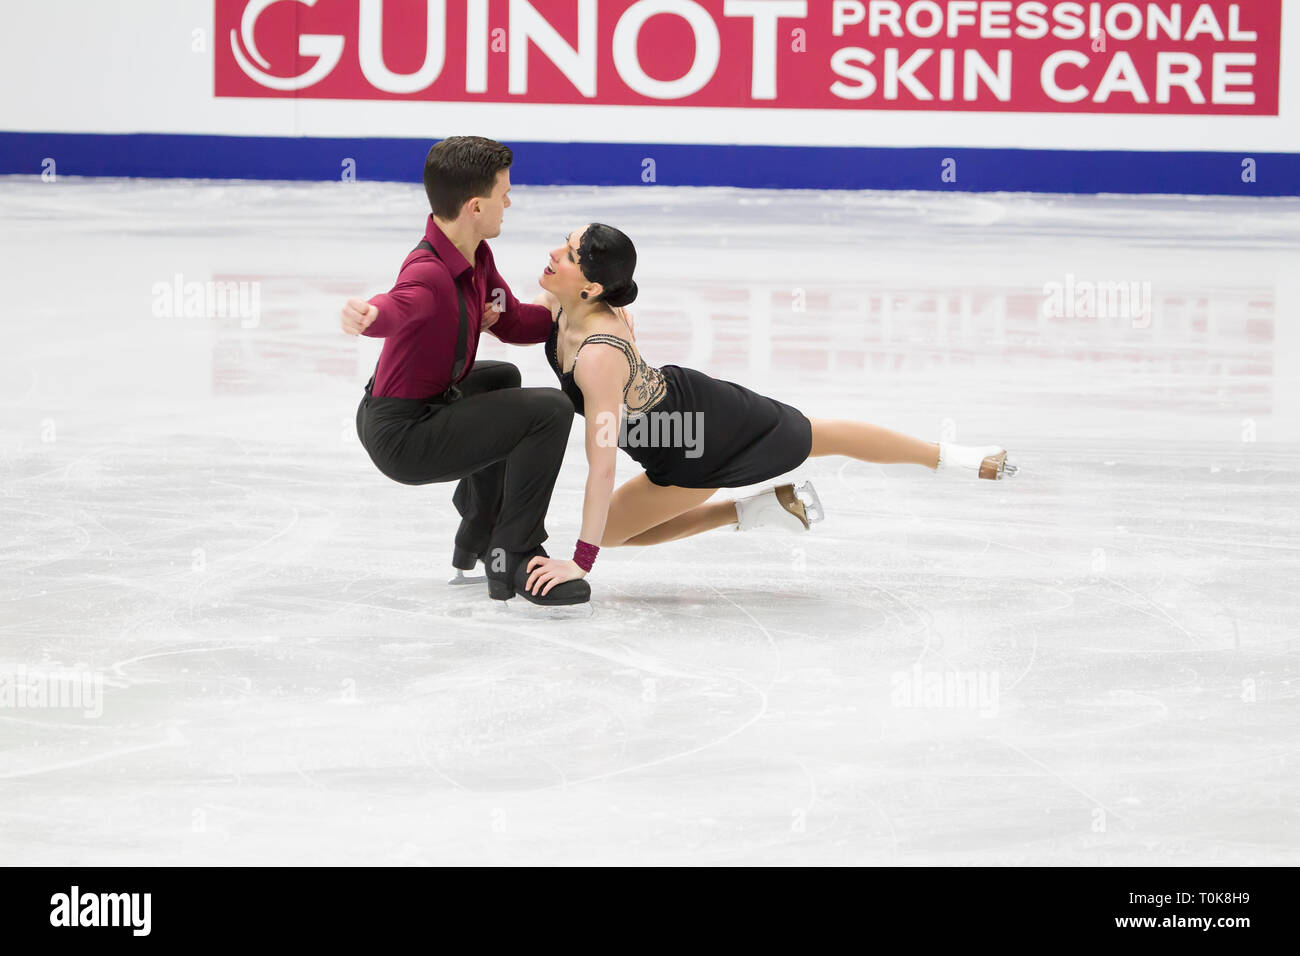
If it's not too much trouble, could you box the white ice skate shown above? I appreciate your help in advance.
[734,481,825,532]
[937,443,1018,480]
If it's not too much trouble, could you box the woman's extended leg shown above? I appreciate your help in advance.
[601,473,731,547]
[599,420,965,549]
[808,418,940,468]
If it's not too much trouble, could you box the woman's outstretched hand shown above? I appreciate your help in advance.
[481,301,503,331]
[524,556,587,596]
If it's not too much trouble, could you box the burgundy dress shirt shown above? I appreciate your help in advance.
[365,216,554,399]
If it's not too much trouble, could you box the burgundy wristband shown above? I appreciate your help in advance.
[573,539,599,573]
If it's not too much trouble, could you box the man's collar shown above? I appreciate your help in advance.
[425,216,479,278]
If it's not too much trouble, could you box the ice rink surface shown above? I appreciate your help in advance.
[2,176,1298,865]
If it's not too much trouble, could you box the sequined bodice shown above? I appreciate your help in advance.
[546,312,668,417]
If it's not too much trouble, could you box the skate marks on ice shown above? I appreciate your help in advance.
[798,442,1299,861]
[3,179,1299,863]
[410,585,783,794]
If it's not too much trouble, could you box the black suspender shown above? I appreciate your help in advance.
[415,239,470,386]
[366,238,470,401]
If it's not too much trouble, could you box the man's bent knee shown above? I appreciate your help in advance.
[531,388,575,421]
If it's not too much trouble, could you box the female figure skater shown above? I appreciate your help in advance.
[517,223,1016,599]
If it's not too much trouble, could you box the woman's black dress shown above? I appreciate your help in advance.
[545,318,812,489]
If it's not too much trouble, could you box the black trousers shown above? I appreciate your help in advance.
[356,361,574,555]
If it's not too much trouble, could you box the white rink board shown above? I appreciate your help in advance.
[0,0,1297,152]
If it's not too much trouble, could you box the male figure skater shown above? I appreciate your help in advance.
[343,136,589,606]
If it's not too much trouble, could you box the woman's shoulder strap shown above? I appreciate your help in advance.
[573,333,637,389]
[577,332,635,352]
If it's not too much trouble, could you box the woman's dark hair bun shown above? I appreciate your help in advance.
[605,279,638,308]
[577,223,638,310]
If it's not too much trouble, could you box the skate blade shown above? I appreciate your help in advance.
[979,451,1017,481]
[793,480,825,524]
[447,569,487,586]
[506,600,595,621]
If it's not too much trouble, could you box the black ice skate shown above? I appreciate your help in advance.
[485,545,591,606]
[448,544,488,586]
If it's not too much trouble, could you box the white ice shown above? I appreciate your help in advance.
[1,176,1298,865]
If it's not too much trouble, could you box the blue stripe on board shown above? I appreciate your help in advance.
[0,131,1295,196]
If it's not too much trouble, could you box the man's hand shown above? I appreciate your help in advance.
[481,301,503,331]
[342,297,378,335]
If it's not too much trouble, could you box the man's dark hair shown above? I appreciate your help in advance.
[578,223,638,308]
[423,136,513,220]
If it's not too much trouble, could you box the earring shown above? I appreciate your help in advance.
[580,291,588,300]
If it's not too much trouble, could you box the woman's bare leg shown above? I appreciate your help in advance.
[808,418,940,468]
[601,473,729,547]
[621,499,738,545]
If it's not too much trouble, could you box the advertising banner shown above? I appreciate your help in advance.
[216,0,1282,115]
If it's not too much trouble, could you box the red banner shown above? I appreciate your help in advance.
[214,0,1282,115]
